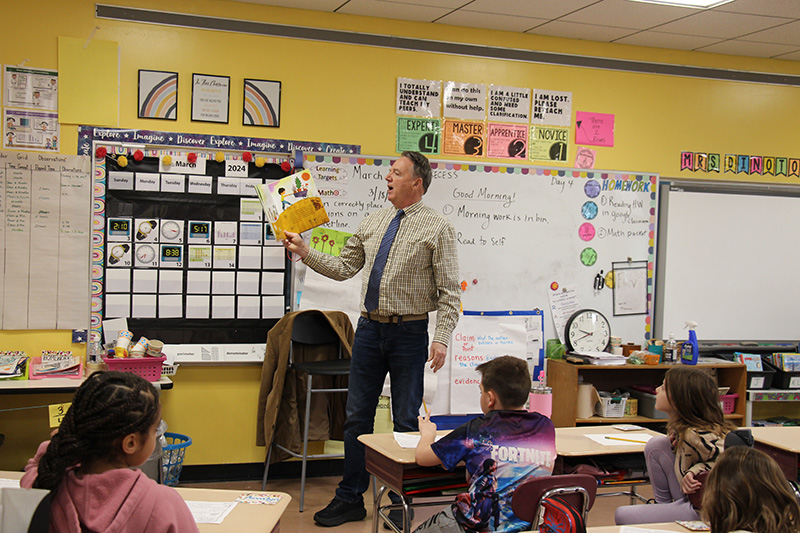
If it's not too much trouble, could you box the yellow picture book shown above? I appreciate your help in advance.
[255,169,330,241]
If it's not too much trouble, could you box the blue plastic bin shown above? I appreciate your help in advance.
[162,432,192,486]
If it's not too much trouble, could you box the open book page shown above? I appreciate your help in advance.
[255,170,329,241]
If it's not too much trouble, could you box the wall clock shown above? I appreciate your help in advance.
[565,309,611,352]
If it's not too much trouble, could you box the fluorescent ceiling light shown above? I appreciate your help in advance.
[625,0,734,8]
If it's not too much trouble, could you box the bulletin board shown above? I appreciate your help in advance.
[299,154,658,345]
[81,126,361,360]
[97,147,290,348]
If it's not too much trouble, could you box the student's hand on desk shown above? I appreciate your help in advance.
[418,413,438,440]
[428,342,447,372]
[282,231,309,259]
[680,471,701,494]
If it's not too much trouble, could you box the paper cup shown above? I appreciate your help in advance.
[146,339,164,357]
[131,337,149,354]
[116,330,133,350]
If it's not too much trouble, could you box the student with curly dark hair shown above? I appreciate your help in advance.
[701,446,800,533]
[21,371,197,532]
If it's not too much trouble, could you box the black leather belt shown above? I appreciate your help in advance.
[361,312,428,324]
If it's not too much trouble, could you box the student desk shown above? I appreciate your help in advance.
[587,524,686,532]
[359,431,458,533]
[750,426,800,481]
[360,426,661,533]
[0,471,290,533]
[556,426,661,504]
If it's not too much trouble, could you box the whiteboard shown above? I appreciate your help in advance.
[301,154,657,345]
[655,181,800,341]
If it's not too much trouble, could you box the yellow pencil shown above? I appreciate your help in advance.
[605,436,647,444]
[422,399,429,417]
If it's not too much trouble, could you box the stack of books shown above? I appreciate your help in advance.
[571,350,627,365]
[765,353,800,372]
[0,351,28,379]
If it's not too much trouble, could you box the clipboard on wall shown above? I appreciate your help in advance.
[611,260,648,316]
[462,309,545,381]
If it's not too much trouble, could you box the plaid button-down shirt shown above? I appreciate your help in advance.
[304,200,460,346]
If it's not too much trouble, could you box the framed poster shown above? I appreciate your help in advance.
[243,79,281,127]
[138,70,178,120]
[191,73,230,123]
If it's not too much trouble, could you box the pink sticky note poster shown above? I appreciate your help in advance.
[575,112,614,147]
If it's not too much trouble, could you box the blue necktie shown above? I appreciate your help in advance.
[364,209,404,312]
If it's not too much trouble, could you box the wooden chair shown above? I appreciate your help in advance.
[261,310,350,512]
[511,474,597,531]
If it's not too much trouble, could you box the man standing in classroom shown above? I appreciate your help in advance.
[283,150,461,527]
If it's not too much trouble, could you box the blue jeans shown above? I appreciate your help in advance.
[335,316,429,503]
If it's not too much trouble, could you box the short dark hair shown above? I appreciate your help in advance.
[476,355,530,408]
[401,151,431,193]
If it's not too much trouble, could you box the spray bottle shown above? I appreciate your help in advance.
[681,321,699,365]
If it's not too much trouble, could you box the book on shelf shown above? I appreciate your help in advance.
[255,169,329,241]
[734,352,763,372]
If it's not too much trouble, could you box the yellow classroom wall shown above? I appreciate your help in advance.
[2,0,800,470]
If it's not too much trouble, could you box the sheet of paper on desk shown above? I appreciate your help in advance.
[185,501,237,524]
[393,432,444,448]
[0,478,21,488]
[585,434,653,446]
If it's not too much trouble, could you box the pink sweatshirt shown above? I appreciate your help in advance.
[21,441,198,533]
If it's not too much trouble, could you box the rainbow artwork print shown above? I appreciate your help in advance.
[243,79,281,127]
[138,70,178,120]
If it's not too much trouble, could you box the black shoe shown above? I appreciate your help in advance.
[383,508,415,530]
[314,498,367,527]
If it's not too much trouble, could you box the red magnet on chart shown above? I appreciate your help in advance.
[472,279,478,285]
[550,281,559,291]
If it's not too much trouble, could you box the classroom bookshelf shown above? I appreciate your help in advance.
[547,358,747,427]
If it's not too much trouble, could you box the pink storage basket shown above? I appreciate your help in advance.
[102,356,165,382]
[719,393,738,414]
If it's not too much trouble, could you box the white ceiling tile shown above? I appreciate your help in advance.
[739,20,800,46]
[226,0,800,61]
[464,0,600,20]
[529,20,639,42]
[560,0,695,30]
[232,0,345,9]
[695,39,800,58]
[654,10,788,38]
[614,30,722,50]
[379,0,471,7]
[336,0,451,22]
[713,0,800,19]
[436,11,549,33]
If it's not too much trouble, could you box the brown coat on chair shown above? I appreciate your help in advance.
[255,310,354,461]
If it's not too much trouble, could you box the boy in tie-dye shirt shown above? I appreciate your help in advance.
[415,356,556,533]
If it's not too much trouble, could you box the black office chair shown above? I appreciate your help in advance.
[261,311,351,512]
